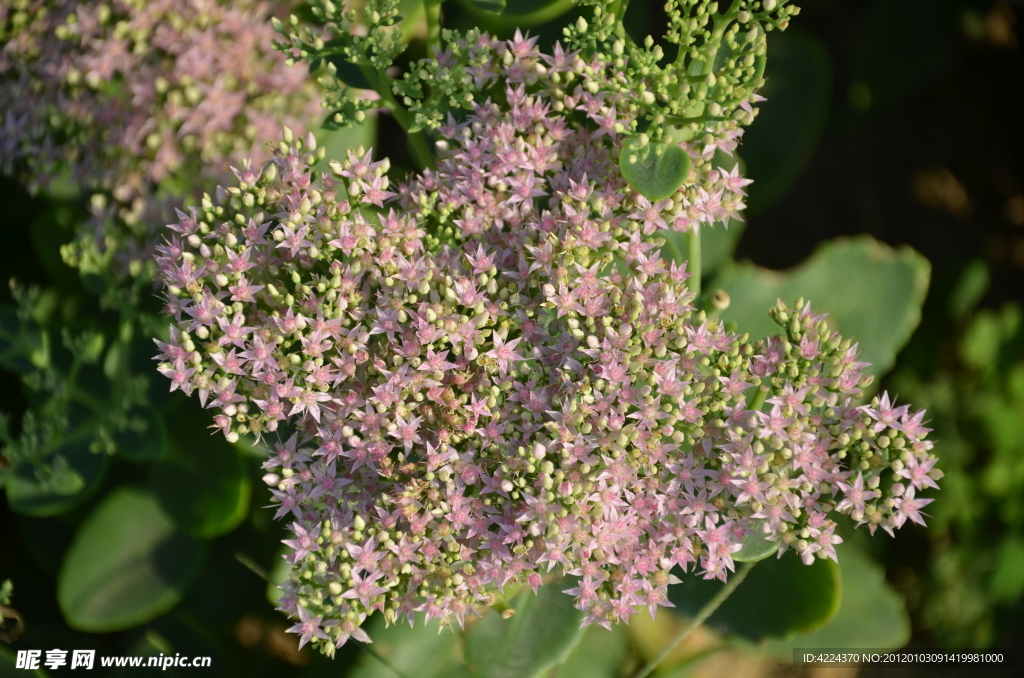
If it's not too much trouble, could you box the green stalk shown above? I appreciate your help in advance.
[454,0,574,28]
[688,226,701,299]
[611,0,631,25]
[632,561,755,678]
[424,0,443,56]
[748,384,770,412]
[369,66,436,170]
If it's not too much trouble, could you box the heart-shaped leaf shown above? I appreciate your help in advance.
[732,520,781,563]
[313,117,378,176]
[763,543,910,655]
[557,624,630,678]
[57,487,207,632]
[465,581,587,678]
[619,135,692,202]
[713,236,930,379]
[669,551,841,642]
[743,27,832,213]
[310,52,373,89]
[349,617,469,678]
[150,402,250,538]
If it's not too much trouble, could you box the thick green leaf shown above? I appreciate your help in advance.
[465,582,587,678]
[320,55,374,89]
[557,624,630,678]
[713,236,930,379]
[150,409,250,538]
[763,543,910,655]
[743,27,831,213]
[349,617,469,678]
[732,521,780,563]
[668,552,841,642]
[57,487,207,632]
[6,441,107,517]
[314,117,378,175]
[620,135,692,203]
[467,0,506,13]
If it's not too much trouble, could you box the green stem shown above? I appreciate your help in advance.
[407,128,435,171]
[424,0,443,56]
[632,562,755,678]
[370,66,436,170]
[688,226,701,299]
[454,0,574,28]
[611,0,631,24]
[748,384,769,411]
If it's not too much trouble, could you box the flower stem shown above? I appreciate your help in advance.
[371,66,435,170]
[424,0,442,56]
[455,0,574,28]
[748,383,770,412]
[632,561,755,678]
[688,226,701,300]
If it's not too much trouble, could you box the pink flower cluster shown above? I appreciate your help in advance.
[154,35,938,654]
[0,0,321,278]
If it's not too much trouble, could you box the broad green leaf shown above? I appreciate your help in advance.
[349,617,469,678]
[620,135,692,203]
[743,27,831,213]
[668,552,840,642]
[713,236,930,379]
[763,543,910,655]
[557,624,630,678]
[6,441,107,517]
[732,521,780,563]
[467,0,506,13]
[314,117,378,175]
[57,487,207,632]
[465,582,587,678]
[150,405,250,538]
[318,55,374,90]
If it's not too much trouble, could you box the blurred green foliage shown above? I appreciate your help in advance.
[888,263,1024,647]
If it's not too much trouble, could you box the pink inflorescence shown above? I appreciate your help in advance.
[0,0,321,277]
[154,33,938,654]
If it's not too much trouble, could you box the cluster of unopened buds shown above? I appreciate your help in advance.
[155,27,939,656]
